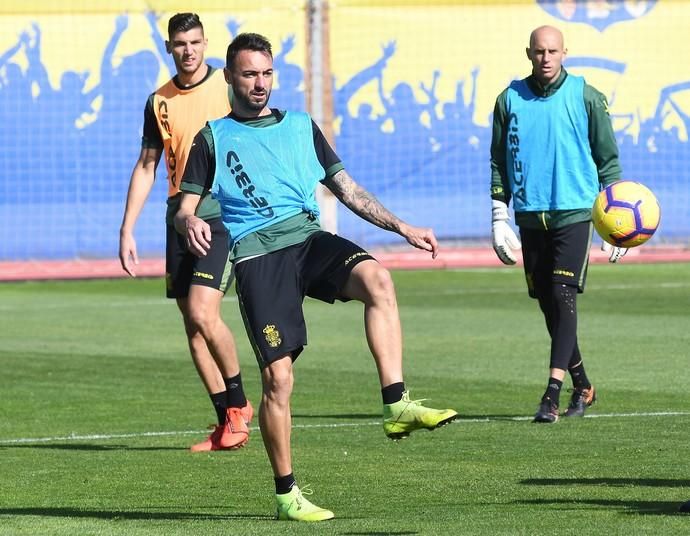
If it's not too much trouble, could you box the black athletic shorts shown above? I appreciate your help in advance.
[165,217,234,299]
[234,231,375,368]
[520,221,593,299]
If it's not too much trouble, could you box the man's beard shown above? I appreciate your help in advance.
[236,89,271,112]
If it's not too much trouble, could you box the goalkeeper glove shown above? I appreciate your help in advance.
[491,200,521,265]
[601,241,628,263]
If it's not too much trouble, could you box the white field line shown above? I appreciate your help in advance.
[1,411,689,445]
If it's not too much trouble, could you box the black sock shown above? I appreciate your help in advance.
[210,391,228,425]
[542,377,563,406]
[275,473,296,495]
[381,382,405,405]
[568,360,591,390]
[224,373,247,408]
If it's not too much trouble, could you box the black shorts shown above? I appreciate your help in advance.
[520,221,593,299]
[165,217,234,299]
[234,231,375,368]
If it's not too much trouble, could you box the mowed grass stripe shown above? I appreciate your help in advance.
[3,411,689,444]
[2,279,689,312]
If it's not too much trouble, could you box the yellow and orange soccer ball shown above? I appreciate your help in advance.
[592,180,661,248]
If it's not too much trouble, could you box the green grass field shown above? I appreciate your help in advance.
[1,263,689,535]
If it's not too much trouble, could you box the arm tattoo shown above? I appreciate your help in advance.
[324,169,402,233]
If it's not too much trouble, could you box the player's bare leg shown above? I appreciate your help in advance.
[260,356,293,478]
[342,260,403,387]
[179,290,249,451]
[178,296,226,393]
[186,285,240,378]
[343,260,457,440]
[261,356,333,521]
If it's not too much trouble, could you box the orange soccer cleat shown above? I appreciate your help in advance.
[190,401,253,452]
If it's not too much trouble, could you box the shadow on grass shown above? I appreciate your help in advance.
[0,506,273,521]
[0,444,183,451]
[520,478,690,487]
[515,498,683,516]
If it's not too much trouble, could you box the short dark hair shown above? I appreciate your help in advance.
[225,33,273,70]
[167,13,203,40]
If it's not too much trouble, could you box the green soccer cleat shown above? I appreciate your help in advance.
[383,390,458,440]
[275,485,334,522]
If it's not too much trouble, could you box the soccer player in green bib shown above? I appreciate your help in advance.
[175,32,458,521]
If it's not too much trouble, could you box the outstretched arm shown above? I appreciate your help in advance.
[323,169,438,258]
[25,23,51,93]
[336,40,395,113]
[273,34,295,71]
[667,96,690,131]
[467,65,479,117]
[419,69,440,121]
[226,17,242,39]
[82,73,100,104]
[145,11,175,77]
[0,30,28,69]
[377,75,390,112]
[101,14,128,88]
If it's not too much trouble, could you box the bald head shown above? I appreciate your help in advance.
[529,25,564,50]
[526,25,567,86]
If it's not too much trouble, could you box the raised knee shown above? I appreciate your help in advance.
[366,266,396,302]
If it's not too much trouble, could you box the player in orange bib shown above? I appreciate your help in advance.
[119,13,252,451]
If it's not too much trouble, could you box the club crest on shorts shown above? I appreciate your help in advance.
[263,324,282,348]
